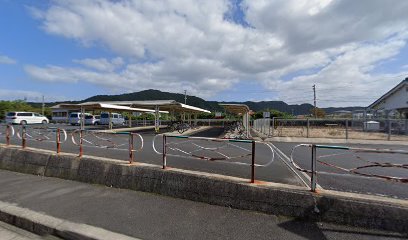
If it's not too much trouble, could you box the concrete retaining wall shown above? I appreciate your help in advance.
[0,144,407,233]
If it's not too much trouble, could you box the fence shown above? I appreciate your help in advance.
[1,124,143,163]
[152,134,274,183]
[253,118,408,141]
[290,144,408,192]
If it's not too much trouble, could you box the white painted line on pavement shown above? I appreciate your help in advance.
[268,142,323,190]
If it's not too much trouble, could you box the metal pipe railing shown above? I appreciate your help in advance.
[153,134,274,183]
[290,144,408,192]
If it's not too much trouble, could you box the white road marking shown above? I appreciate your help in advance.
[267,142,323,190]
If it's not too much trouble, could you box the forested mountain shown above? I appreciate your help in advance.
[27,89,364,115]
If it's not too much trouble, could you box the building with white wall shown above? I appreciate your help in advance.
[368,77,408,119]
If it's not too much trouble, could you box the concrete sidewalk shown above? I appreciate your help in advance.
[0,170,405,240]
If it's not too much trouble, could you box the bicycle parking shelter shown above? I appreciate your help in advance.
[84,100,211,132]
[219,104,251,138]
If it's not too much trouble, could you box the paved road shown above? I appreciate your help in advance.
[0,125,303,187]
[272,141,408,199]
[0,170,405,240]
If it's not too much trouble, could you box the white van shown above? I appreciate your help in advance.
[69,112,91,125]
[5,112,49,125]
[100,112,125,126]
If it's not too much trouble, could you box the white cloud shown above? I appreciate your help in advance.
[73,57,124,72]
[0,55,16,64]
[25,0,408,106]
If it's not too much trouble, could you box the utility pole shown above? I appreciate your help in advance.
[42,95,45,116]
[184,90,187,104]
[313,84,317,118]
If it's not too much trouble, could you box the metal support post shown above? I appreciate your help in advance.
[56,128,61,154]
[388,119,391,141]
[162,135,167,169]
[129,132,134,164]
[22,125,26,149]
[345,119,348,140]
[272,118,275,137]
[79,129,83,157]
[311,144,317,192]
[251,140,255,183]
[307,118,310,138]
[6,125,10,146]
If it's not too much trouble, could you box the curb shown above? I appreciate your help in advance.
[0,200,139,240]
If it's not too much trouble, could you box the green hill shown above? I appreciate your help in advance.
[27,89,364,115]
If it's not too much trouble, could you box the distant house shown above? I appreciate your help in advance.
[329,110,352,118]
[368,77,408,119]
[50,104,79,123]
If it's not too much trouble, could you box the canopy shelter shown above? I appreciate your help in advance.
[85,100,211,132]
[220,104,251,138]
[55,102,168,129]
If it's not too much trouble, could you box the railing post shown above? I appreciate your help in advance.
[162,135,167,169]
[251,140,255,183]
[22,125,26,149]
[79,129,83,157]
[271,117,275,137]
[388,119,391,141]
[129,132,134,164]
[56,128,61,154]
[311,144,317,192]
[307,118,310,138]
[345,119,348,140]
[6,125,10,146]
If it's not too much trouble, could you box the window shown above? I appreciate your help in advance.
[34,113,40,117]
[101,113,109,118]
[17,112,33,117]
[6,112,16,117]
[70,113,78,118]
[85,115,93,119]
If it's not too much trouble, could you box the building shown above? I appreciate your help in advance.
[368,77,408,119]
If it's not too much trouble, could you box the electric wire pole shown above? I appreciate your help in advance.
[184,90,187,104]
[313,85,317,118]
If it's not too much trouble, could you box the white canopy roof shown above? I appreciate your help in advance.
[84,100,211,113]
[54,103,168,113]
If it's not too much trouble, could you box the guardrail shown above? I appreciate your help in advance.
[153,134,274,183]
[0,124,15,146]
[71,130,143,163]
[15,125,67,152]
[290,144,408,192]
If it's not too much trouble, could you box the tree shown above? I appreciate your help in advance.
[310,108,326,118]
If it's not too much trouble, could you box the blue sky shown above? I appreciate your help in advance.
[0,0,407,107]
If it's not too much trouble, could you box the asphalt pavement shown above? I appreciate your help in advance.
[0,169,405,240]
[272,141,408,199]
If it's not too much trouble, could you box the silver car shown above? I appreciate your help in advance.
[84,115,100,125]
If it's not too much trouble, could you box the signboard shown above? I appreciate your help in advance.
[215,112,222,117]
[263,112,270,118]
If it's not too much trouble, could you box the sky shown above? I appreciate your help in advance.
[0,0,408,107]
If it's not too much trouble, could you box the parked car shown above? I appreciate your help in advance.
[5,112,49,125]
[68,112,91,125]
[100,112,125,126]
[85,115,100,125]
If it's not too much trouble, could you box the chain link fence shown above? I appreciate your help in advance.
[253,118,408,141]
